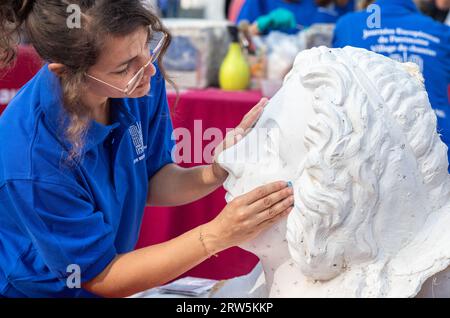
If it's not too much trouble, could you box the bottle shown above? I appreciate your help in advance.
[219,26,251,91]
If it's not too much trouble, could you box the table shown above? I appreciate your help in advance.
[129,261,267,298]
[136,88,263,280]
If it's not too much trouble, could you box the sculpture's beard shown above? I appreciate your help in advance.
[289,225,347,282]
[288,165,377,281]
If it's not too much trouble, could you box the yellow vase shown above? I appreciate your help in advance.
[219,42,251,91]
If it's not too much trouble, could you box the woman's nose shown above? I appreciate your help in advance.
[140,62,156,85]
[145,62,156,78]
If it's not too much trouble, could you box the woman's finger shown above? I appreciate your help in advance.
[243,98,268,121]
[237,98,268,132]
[249,186,293,214]
[252,195,294,225]
[238,181,289,205]
[255,206,294,230]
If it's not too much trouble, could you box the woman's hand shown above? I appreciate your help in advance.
[203,181,294,254]
[211,98,269,184]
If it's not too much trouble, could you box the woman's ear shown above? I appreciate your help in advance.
[48,63,66,77]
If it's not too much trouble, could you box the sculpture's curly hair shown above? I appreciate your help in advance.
[286,46,450,281]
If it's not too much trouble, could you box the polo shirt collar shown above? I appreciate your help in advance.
[38,65,136,153]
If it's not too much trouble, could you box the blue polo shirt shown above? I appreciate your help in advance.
[333,0,450,171]
[0,64,175,297]
[237,0,355,32]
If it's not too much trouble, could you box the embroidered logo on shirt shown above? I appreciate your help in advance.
[129,121,147,164]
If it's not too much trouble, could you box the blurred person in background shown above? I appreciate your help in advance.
[418,0,450,24]
[157,0,180,17]
[237,0,356,35]
[333,0,450,172]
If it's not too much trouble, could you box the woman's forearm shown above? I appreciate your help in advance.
[147,163,224,207]
[82,221,224,298]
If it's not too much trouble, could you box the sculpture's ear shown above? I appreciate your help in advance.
[401,62,425,87]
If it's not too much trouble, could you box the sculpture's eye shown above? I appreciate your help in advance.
[263,119,282,158]
[266,130,278,156]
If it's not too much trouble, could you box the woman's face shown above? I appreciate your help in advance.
[85,26,156,99]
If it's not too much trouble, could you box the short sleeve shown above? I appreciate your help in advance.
[0,180,117,283]
[145,67,175,181]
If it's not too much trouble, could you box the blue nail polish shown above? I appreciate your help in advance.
[287,181,293,188]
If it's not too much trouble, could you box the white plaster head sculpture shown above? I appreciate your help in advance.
[218,46,450,298]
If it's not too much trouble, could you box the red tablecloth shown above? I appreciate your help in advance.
[0,45,42,112]
[136,88,263,280]
[448,84,450,104]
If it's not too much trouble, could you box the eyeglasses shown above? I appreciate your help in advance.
[85,31,168,96]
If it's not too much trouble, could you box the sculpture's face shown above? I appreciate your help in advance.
[220,76,314,203]
[218,47,450,290]
[218,76,314,277]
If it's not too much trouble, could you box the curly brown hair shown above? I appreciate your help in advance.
[0,0,173,163]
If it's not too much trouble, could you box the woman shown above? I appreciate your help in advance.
[0,0,294,298]
[237,0,355,35]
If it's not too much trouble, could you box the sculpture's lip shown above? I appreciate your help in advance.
[222,180,235,202]
[225,193,235,203]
